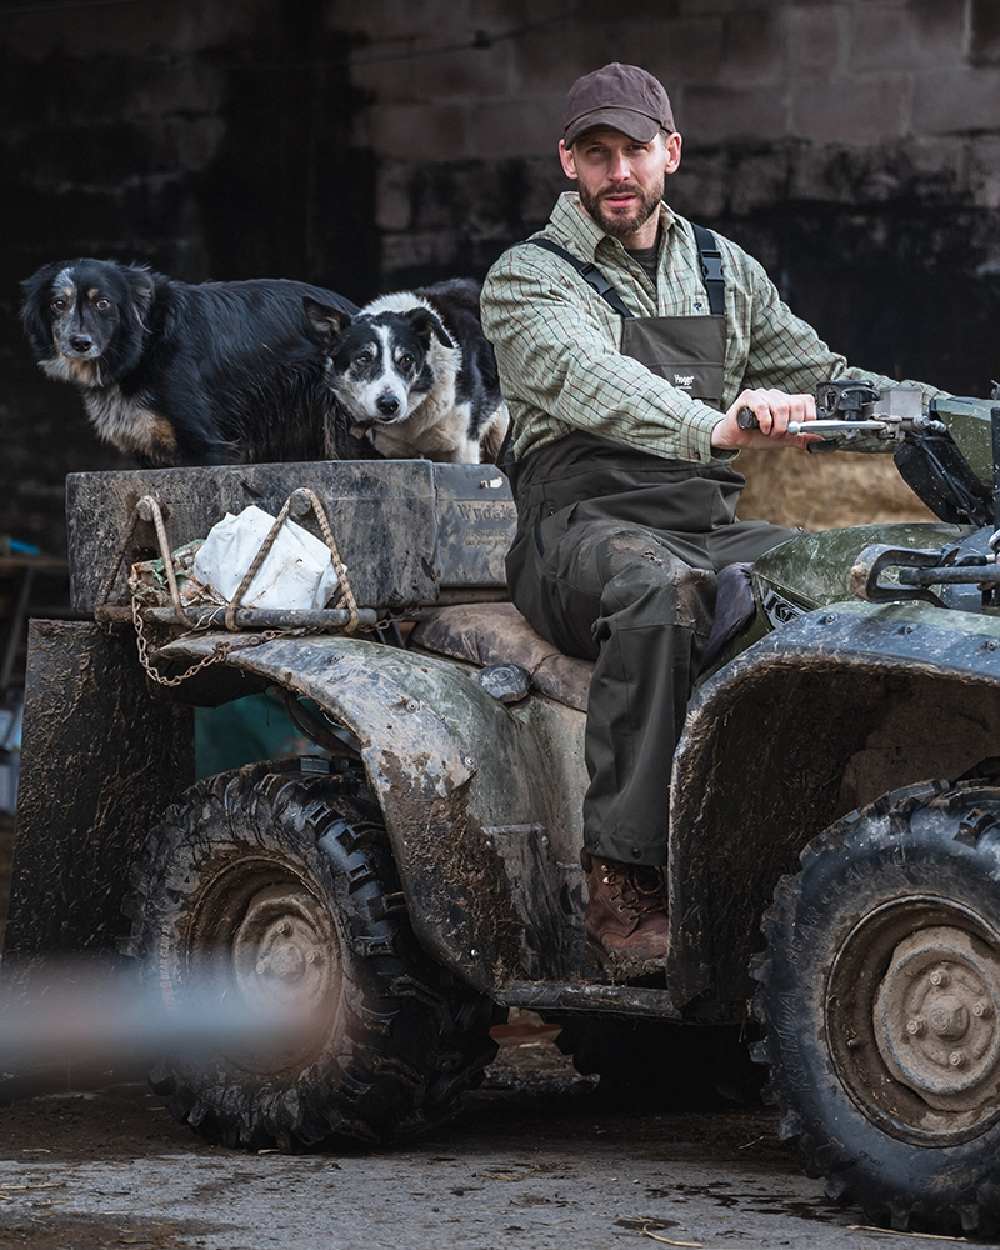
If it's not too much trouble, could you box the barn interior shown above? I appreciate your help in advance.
[2,0,999,858]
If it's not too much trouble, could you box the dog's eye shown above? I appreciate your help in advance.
[50,298,66,312]
[398,353,415,370]
[356,350,374,365]
[94,297,111,312]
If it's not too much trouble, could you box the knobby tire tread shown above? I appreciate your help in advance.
[752,778,1000,1236]
[125,759,497,1150]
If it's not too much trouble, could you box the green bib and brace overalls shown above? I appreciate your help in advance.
[505,226,794,868]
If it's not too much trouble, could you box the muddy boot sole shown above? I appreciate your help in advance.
[585,934,666,984]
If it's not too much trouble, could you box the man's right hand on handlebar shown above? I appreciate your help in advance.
[710,388,819,451]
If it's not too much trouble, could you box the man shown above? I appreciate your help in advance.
[480,62,941,978]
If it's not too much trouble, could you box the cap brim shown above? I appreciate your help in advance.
[564,107,661,147]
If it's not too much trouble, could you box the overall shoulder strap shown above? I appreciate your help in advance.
[522,237,634,320]
[690,223,725,317]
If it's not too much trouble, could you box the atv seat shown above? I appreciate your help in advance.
[411,603,593,712]
[411,564,756,714]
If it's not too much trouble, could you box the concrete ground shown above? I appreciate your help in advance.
[0,1019,989,1250]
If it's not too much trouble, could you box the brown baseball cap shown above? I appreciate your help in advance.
[563,62,675,147]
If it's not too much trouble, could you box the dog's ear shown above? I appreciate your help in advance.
[125,265,155,324]
[303,297,350,348]
[407,307,452,349]
[19,260,62,302]
[19,261,64,353]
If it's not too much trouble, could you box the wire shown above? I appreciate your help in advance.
[4,2,581,71]
[350,7,582,66]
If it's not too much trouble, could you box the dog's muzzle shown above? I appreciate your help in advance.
[59,333,102,359]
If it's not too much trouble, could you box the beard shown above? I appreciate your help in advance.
[578,177,664,240]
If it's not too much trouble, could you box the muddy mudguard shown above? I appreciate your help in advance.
[3,621,193,970]
[157,633,548,993]
[668,599,1000,1011]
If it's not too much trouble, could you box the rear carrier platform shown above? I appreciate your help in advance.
[66,459,515,616]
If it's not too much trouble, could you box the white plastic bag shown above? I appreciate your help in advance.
[192,505,337,611]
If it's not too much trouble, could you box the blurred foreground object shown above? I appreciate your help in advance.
[738,447,933,529]
[0,957,300,1100]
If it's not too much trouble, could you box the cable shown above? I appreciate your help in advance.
[350,7,582,66]
[5,2,581,71]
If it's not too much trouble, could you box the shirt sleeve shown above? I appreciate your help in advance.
[741,253,944,409]
[481,249,727,463]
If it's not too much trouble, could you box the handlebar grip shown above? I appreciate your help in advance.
[736,407,759,431]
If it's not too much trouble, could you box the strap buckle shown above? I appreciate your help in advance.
[700,254,724,284]
[581,264,613,295]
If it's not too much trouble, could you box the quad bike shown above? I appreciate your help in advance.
[6,382,1000,1235]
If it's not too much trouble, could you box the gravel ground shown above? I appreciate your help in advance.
[1,1021,986,1250]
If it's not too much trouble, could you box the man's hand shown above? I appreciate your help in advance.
[710,388,818,451]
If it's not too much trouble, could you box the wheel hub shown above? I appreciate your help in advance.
[188,856,341,1073]
[827,895,1000,1145]
[232,885,333,1016]
[874,926,1000,1112]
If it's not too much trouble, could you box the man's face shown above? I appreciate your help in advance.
[559,126,682,239]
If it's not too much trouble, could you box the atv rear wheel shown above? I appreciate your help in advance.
[126,758,497,1149]
[754,780,1000,1235]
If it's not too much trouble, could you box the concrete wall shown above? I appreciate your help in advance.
[2,0,1000,551]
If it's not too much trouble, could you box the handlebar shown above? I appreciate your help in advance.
[736,406,945,441]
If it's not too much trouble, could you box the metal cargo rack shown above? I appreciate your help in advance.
[67,459,515,621]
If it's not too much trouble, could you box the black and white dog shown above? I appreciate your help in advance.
[20,258,359,466]
[303,279,508,464]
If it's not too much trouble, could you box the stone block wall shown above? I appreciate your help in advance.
[343,0,1000,527]
[1,0,375,553]
[2,0,1000,552]
[345,1,1000,393]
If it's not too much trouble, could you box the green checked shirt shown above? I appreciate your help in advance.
[481,192,942,465]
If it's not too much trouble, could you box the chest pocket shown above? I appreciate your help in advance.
[621,313,726,410]
[522,225,728,412]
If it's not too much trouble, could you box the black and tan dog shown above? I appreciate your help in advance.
[20,258,358,466]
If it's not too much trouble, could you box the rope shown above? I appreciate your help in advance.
[295,488,361,634]
[98,495,189,621]
[134,495,191,626]
[223,488,361,634]
[103,487,366,688]
[224,495,295,631]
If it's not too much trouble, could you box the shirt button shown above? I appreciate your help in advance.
[695,302,703,311]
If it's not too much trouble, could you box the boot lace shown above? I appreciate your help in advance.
[600,863,666,917]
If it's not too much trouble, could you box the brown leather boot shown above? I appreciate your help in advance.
[582,851,668,976]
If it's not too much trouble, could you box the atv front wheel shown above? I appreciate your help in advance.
[754,780,1000,1235]
[126,758,497,1149]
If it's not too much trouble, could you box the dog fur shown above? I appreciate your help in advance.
[303,278,508,465]
[20,258,359,467]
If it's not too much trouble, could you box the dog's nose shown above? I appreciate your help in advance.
[376,394,400,416]
[69,335,93,353]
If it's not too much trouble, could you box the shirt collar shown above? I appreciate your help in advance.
[548,191,676,262]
